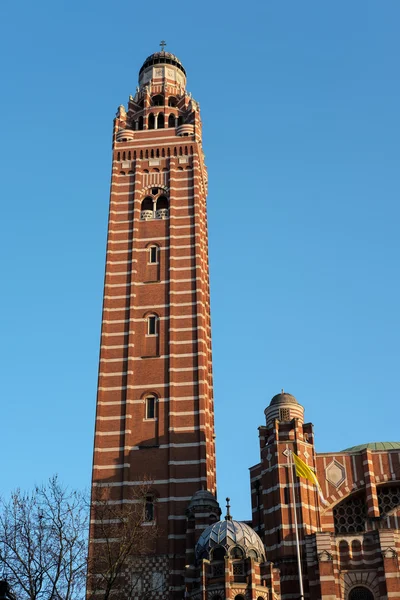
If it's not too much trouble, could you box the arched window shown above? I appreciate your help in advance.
[122,151,126,161]
[145,396,156,420]
[117,152,120,161]
[168,114,175,128]
[348,587,374,600]
[351,539,362,557]
[128,151,131,160]
[119,171,125,176]
[141,197,153,211]
[156,196,169,220]
[161,148,165,157]
[144,494,155,520]
[158,113,164,129]
[157,196,168,210]
[138,116,144,130]
[179,146,183,156]
[152,94,164,106]
[141,197,153,220]
[339,540,350,565]
[145,149,149,158]
[212,547,226,561]
[173,147,177,156]
[168,97,177,107]
[248,549,258,561]
[148,113,155,130]
[148,246,158,264]
[140,150,143,159]
[147,315,157,335]
[230,547,244,559]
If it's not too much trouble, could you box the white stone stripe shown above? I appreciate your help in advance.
[96,430,131,436]
[168,459,206,465]
[169,426,200,432]
[97,394,207,406]
[106,244,203,252]
[107,235,195,244]
[93,477,207,487]
[99,366,207,377]
[98,380,210,391]
[94,441,207,452]
[169,411,204,416]
[100,352,206,362]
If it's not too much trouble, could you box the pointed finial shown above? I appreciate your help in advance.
[281,388,284,394]
[225,497,232,521]
[160,40,167,52]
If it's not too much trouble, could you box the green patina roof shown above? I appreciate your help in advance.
[342,442,400,453]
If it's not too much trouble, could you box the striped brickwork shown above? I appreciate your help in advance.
[89,54,216,599]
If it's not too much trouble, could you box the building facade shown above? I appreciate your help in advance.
[249,392,400,600]
[89,49,400,600]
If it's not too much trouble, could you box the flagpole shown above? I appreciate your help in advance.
[289,450,304,600]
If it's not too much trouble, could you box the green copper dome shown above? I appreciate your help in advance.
[342,442,400,452]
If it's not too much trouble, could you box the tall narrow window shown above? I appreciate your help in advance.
[148,315,157,335]
[284,487,290,505]
[149,246,158,264]
[145,396,156,419]
[144,495,155,520]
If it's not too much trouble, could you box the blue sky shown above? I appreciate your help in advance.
[1,1,399,520]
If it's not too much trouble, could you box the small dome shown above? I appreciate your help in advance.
[139,51,186,77]
[270,392,299,406]
[187,490,220,513]
[342,442,400,453]
[195,520,265,562]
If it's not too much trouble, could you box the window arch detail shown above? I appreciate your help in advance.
[348,586,374,600]
[140,189,169,221]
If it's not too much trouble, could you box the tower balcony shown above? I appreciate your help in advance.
[156,208,169,219]
[140,209,169,221]
[140,210,153,221]
[116,129,135,142]
[177,124,194,137]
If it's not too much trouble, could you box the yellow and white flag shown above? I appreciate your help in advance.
[292,452,328,506]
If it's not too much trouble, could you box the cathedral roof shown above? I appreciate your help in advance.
[139,51,186,77]
[195,519,265,561]
[342,441,400,452]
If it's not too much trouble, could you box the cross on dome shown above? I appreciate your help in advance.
[159,40,167,52]
[225,497,232,521]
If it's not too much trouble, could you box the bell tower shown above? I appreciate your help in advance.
[89,46,216,598]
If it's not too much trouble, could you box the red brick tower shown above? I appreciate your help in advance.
[90,47,216,598]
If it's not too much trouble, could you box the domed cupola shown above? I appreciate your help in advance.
[187,489,221,516]
[264,390,304,426]
[195,499,265,562]
[138,44,187,89]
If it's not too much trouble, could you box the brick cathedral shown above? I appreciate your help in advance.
[89,48,400,600]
